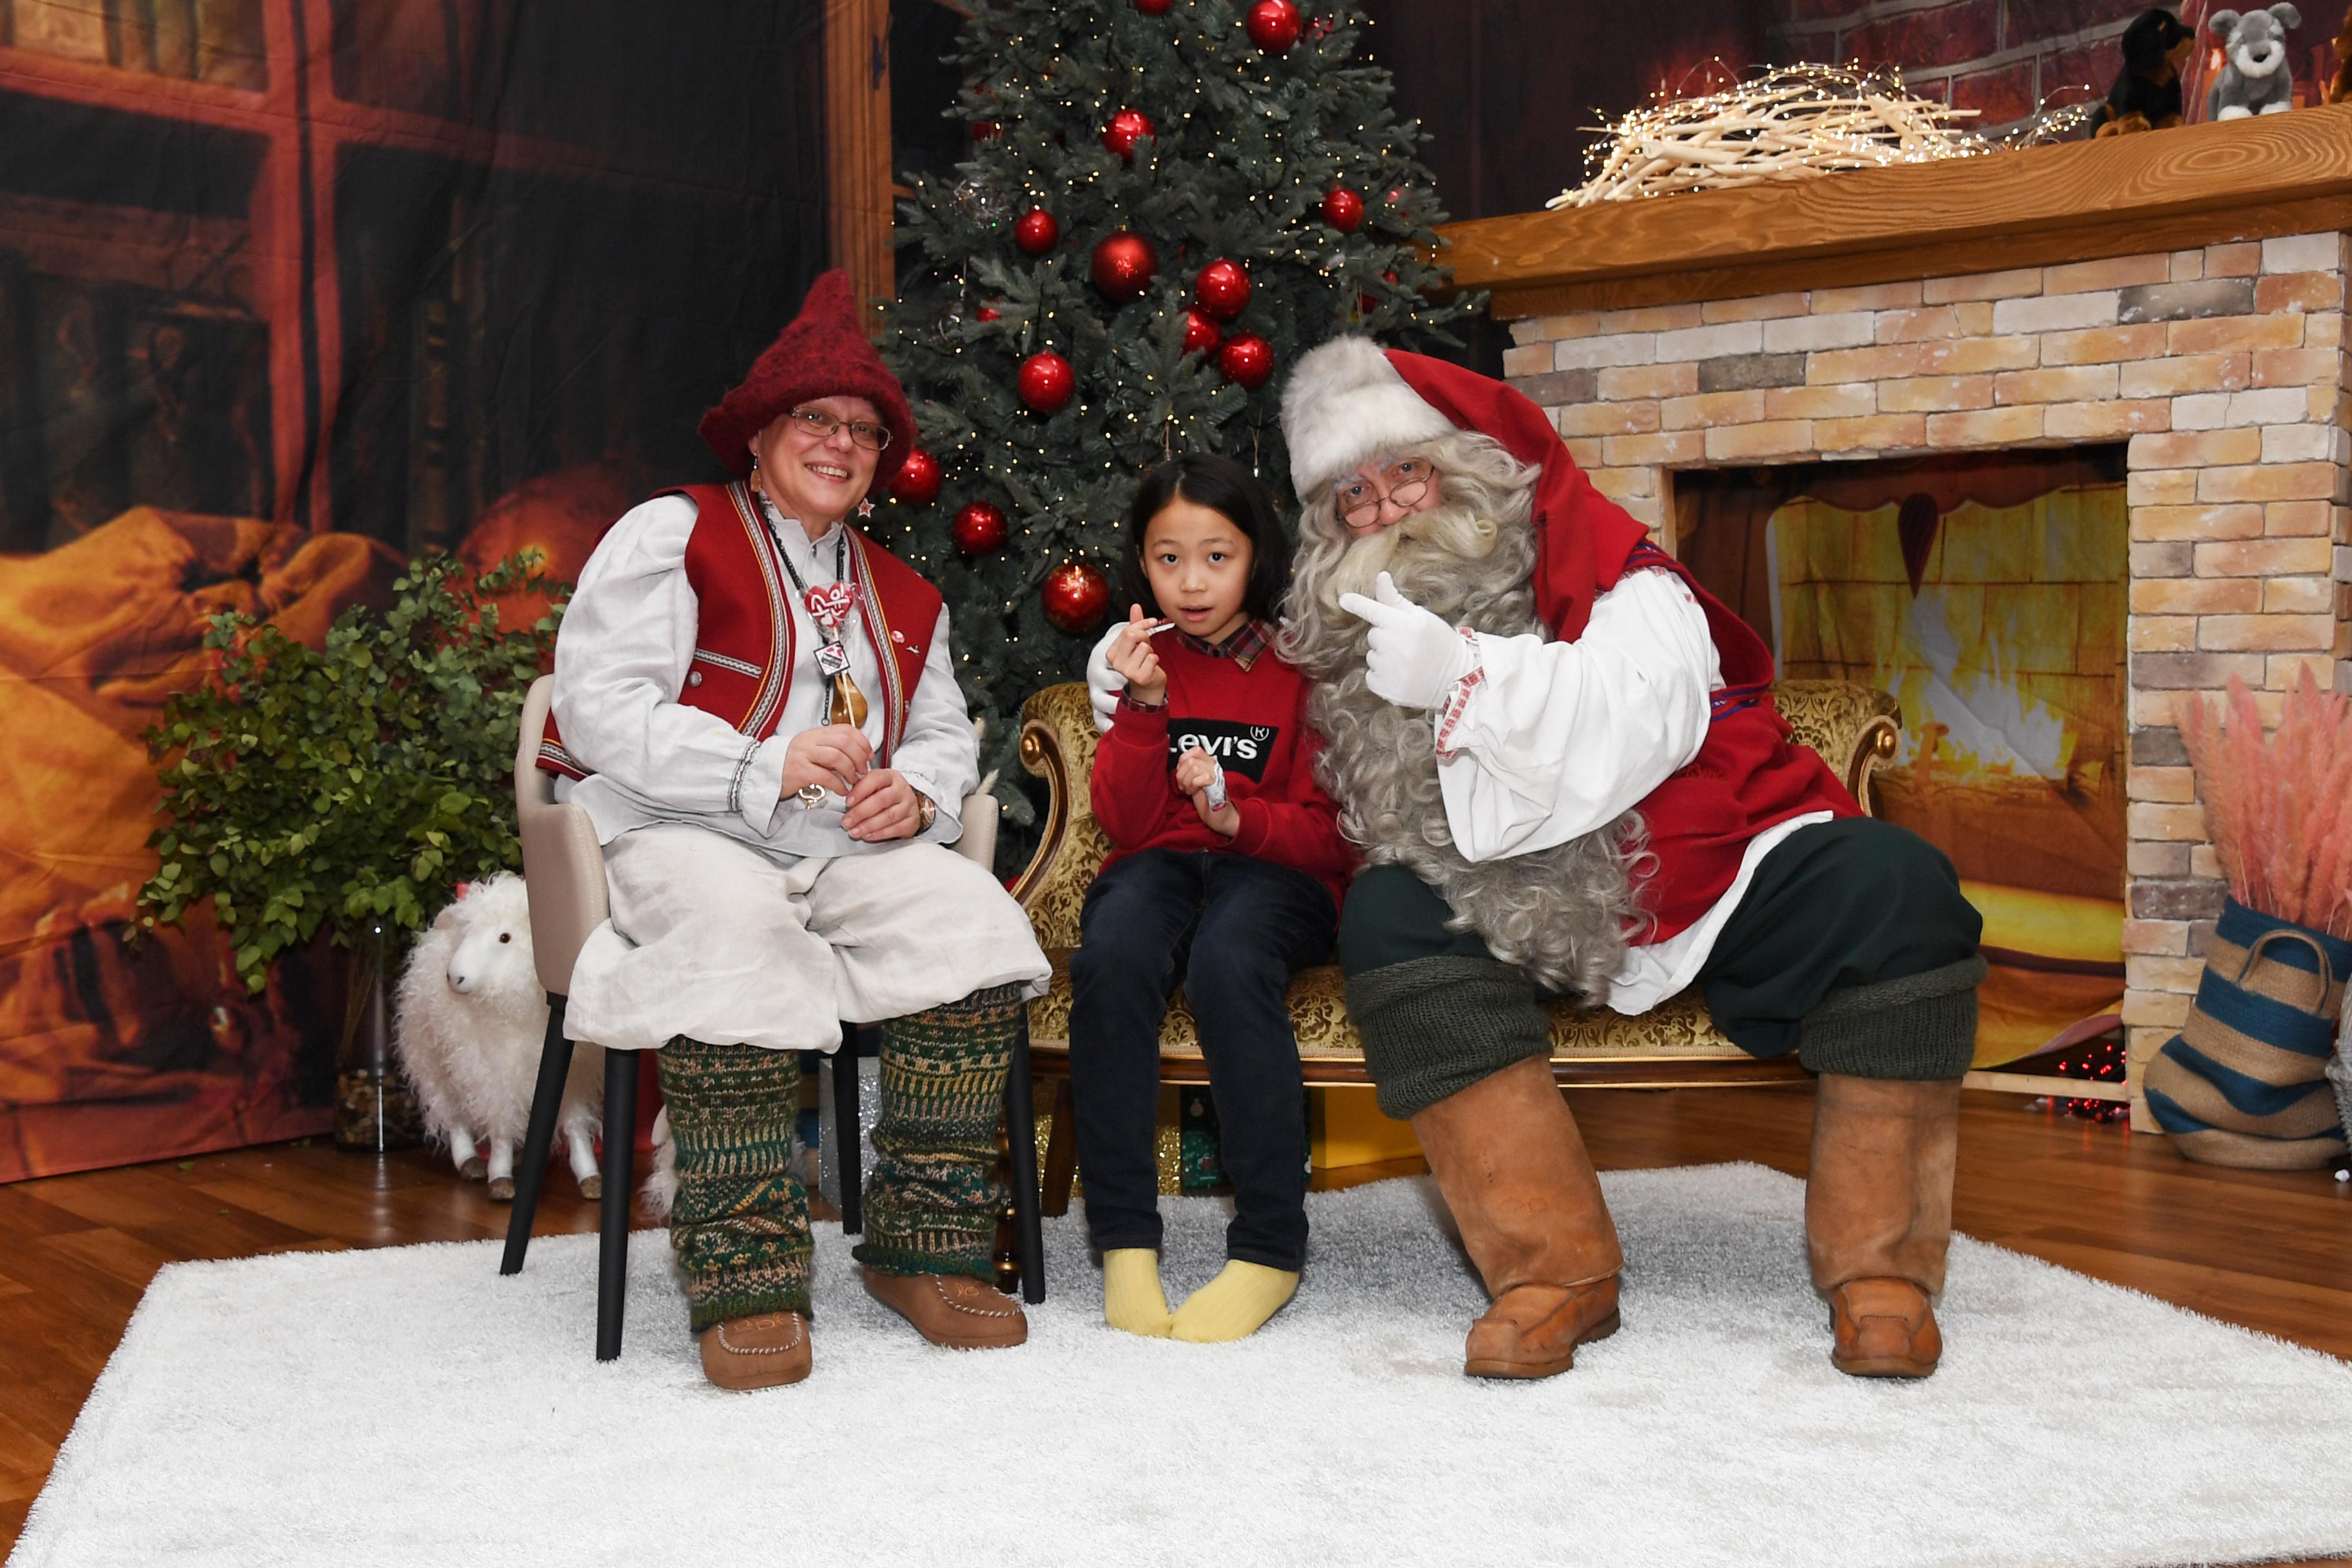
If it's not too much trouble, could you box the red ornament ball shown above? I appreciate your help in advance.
[1321,187,1364,233]
[889,448,941,505]
[970,119,1002,142]
[1135,0,1173,11]
[1245,0,1301,51]
[974,304,1001,322]
[1090,231,1159,302]
[1042,562,1112,634]
[1193,258,1251,320]
[1181,308,1222,356]
[1014,208,1059,256]
[1017,351,1077,413]
[1103,108,1157,162]
[1219,333,1274,388]
[952,501,1008,556]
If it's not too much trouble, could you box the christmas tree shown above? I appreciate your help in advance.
[876,0,1479,827]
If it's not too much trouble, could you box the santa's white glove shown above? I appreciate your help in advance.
[1335,573,1478,710]
[1086,620,1125,733]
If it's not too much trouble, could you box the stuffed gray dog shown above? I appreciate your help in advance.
[2208,4,2304,117]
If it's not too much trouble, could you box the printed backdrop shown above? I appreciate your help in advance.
[0,0,830,1180]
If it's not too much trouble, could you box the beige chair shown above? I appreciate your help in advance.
[1006,678,1902,1211]
[496,674,1039,1360]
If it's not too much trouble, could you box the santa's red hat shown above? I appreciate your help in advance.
[1279,335,1648,640]
[697,270,917,487]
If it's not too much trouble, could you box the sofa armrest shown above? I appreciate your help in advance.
[1008,682,1111,951]
[1772,680,1901,817]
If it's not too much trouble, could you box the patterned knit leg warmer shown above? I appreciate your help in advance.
[656,1037,812,1333]
[854,982,1024,1280]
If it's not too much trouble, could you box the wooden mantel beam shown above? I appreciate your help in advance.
[1433,104,2352,317]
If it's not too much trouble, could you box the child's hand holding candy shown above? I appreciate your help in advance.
[1174,745,1239,838]
[1104,603,1170,708]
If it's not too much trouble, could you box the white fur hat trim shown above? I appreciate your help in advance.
[1280,336,1456,500]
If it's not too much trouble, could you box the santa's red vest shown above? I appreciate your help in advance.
[1598,538,1860,945]
[538,481,943,781]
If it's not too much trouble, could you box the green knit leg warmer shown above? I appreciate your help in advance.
[853,982,1024,1280]
[1798,955,1989,1081]
[656,1037,812,1333]
[1344,956,1553,1121]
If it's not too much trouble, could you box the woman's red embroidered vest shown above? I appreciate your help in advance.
[538,482,942,779]
[1592,540,1860,946]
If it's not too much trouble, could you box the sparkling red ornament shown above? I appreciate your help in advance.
[1219,333,1274,388]
[975,304,1001,322]
[1014,208,1059,255]
[1090,231,1159,302]
[952,501,1008,555]
[970,119,1002,142]
[1103,108,1157,162]
[1042,561,1112,634]
[1321,187,1364,233]
[888,448,941,505]
[1181,308,1222,356]
[1245,0,1302,51]
[1017,351,1076,413]
[1135,0,1174,11]
[1193,258,1251,320]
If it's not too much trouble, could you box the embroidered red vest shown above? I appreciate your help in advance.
[538,481,943,781]
[1604,539,1861,946]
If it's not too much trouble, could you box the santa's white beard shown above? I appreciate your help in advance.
[1282,509,1645,1001]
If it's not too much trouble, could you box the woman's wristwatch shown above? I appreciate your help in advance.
[915,791,937,833]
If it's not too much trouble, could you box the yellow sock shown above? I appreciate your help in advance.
[1102,1248,1175,1337]
[1170,1260,1300,1343]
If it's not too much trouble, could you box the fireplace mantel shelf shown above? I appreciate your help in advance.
[1435,104,2352,317]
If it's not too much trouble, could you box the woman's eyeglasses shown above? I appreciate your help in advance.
[786,407,892,451]
[1334,458,1437,529]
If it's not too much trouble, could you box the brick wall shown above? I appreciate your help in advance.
[1500,233,2352,1122]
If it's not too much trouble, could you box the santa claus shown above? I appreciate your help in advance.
[1270,339,1986,1382]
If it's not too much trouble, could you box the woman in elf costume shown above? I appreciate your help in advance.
[542,271,1050,1390]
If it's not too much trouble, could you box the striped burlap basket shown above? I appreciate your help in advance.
[2144,898,2351,1170]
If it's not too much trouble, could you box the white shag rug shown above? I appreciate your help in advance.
[15,1163,2352,1568]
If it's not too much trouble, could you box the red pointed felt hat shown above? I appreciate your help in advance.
[697,270,917,486]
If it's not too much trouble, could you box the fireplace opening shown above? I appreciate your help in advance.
[1674,447,2130,1073]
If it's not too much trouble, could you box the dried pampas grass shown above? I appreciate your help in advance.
[2180,671,2352,939]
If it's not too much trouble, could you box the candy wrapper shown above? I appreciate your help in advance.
[1204,755,1229,812]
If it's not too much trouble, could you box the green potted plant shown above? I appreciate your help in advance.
[2143,670,2352,1168]
[139,553,562,1150]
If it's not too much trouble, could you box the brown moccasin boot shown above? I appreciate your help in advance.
[1827,1277,1942,1377]
[1411,1056,1624,1380]
[698,1311,812,1390]
[1806,1073,1963,1380]
[863,1268,1028,1349]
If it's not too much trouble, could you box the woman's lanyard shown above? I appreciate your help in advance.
[770,518,869,729]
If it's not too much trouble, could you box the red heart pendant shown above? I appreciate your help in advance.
[805,582,859,629]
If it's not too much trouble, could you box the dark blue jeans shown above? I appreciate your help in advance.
[1068,848,1337,1270]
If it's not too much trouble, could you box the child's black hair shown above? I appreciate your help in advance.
[1115,452,1292,625]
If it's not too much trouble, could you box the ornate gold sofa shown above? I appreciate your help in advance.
[1008,679,1899,1206]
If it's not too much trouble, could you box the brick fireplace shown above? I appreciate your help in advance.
[1438,110,2352,1126]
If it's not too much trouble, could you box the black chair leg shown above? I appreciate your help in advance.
[500,995,574,1277]
[595,1047,638,1362]
[834,1026,863,1237]
[1004,1017,1046,1305]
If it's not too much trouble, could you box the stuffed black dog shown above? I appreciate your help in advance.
[2090,8,2197,134]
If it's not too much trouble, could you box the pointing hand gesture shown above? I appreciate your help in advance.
[1334,572,1477,710]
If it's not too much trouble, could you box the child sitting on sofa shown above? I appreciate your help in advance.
[1071,453,1356,1342]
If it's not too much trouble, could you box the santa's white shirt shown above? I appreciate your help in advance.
[551,491,978,859]
[1437,567,1832,1014]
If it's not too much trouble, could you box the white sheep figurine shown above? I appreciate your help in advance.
[393,872,603,1201]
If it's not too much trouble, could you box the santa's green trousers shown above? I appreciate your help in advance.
[656,981,1025,1333]
[1338,818,1986,1120]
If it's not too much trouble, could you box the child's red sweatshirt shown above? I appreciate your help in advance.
[1091,620,1357,911]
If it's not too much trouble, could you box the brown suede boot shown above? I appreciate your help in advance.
[698,1311,812,1390]
[1805,1073,1963,1379]
[1410,1056,1623,1380]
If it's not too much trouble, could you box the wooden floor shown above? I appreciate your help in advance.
[4,1084,2349,1562]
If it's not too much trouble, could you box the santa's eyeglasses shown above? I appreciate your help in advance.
[785,407,892,451]
[1334,458,1438,528]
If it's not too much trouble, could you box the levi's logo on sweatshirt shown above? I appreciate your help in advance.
[1166,720,1277,782]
